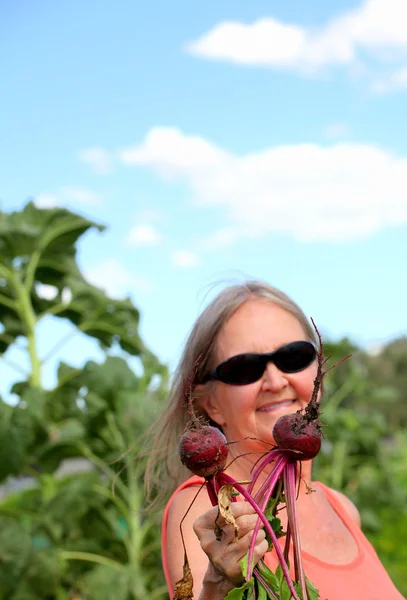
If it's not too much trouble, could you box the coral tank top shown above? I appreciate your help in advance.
[162,476,405,600]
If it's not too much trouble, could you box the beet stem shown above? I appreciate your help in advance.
[218,472,300,600]
[284,463,309,600]
[248,448,282,494]
[205,477,219,506]
[247,456,287,580]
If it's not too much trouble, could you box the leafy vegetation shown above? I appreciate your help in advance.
[0,202,168,599]
[0,201,406,598]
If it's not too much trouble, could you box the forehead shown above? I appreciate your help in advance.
[215,299,306,360]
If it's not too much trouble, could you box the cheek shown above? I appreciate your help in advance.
[220,386,260,428]
[291,368,318,405]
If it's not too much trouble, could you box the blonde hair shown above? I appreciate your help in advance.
[144,280,317,504]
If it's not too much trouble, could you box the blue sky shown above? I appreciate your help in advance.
[1,0,407,400]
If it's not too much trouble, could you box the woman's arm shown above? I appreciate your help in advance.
[165,486,223,599]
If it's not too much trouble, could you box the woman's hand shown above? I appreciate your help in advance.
[193,501,269,587]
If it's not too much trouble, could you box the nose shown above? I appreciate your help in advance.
[261,361,289,392]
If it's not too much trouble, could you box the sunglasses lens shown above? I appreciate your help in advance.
[211,341,316,385]
[217,354,265,385]
[274,341,316,373]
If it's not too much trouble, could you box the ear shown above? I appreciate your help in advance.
[194,384,226,427]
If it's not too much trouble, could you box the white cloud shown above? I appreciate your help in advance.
[34,194,59,209]
[119,127,230,177]
[185,0,407,77]
[172,250,200,267]
[372,67,407,92]
[122,126,407,244]
[125,224,162,246]
[85,258,152,297]
[78,147,112,174]
[323,122,352,139]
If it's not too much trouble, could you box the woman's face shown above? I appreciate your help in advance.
[202,299,318,452]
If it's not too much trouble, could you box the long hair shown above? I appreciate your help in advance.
[144,280,317,505]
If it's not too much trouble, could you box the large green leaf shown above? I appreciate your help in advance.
[34,419,87,472]
[80,356,139,406]
[78,564,130,600]
[0,401,33,482]
[0,517,32,599]
[44,474,101,526]
[56,278,145,356]
[0,201,105,353]
[10,550,64,599]
[0,304,25,354]
[0,201,104,267]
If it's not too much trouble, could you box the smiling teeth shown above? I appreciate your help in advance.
[257,400,295,412]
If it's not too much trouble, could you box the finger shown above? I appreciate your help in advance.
[215,511,266,545]
[209,531,269,582]
[213,502,261,534]
[252,537,269,563]
[234,513,265,537]
[199,501,256,529]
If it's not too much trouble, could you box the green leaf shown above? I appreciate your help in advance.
[305,577,320,600]
[263,513,285,549]
[45,474,100,526]
[240,554,249,579]
[0,201,104,268]
[56,277,146,357]
[0,401,33,482]
[48,418,86,444]
[224,579,254,599]
[19,387,48,422]
[256,581,268,600]
[78,564,130,600]
[0,517,32,598]
[275,564,284,588]
[0,308,24,354]
[16,550,64,597]
[257,563,278,590]
[280,578,292,600]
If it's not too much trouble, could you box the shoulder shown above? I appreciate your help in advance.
[327,487,361,527]
[166,481,212,530]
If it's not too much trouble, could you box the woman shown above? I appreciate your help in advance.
[146,281,403,600]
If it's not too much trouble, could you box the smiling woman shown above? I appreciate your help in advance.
[144,280,404,600]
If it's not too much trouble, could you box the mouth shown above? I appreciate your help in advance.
[256,399,296,413]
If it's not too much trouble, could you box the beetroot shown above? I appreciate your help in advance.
[179,426,228,478]
[272,412,322,461]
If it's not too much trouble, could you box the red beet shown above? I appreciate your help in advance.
[179,426,228,478]
[272,412,322,461]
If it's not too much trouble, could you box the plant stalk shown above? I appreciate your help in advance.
[10,271,42,387]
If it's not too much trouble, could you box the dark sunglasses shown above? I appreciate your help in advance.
[202,340,317,386]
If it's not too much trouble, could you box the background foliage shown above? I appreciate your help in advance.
[0,202,406,598]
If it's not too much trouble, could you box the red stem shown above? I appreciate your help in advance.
[248,448,282,494]
[218,472,300,600]
[284,463,309,600]
[247,456,286,580]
